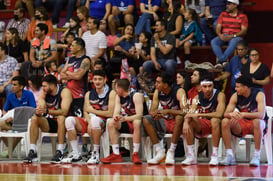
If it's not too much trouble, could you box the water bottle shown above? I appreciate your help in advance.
[202,34,206,46]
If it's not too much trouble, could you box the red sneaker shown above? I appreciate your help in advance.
[100,153,123,164]
[132,152,142,164]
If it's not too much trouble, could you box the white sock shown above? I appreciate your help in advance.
[70,140,79,154]
[112,144,119,155]
[226,149,233,156]
[30,144,37,152]
[133,143,140,153]
[57,144,65,154]
[154,142,163,152]
[212,147,218,156]
[169,143,177,151]
[93,144,100,153]
[254,149,261,157]
[187,145,195,155]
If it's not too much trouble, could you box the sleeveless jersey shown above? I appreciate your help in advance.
[89,87,111,111]
[45,85,63,118]
[67,55,89,99]
[198,89,219,113]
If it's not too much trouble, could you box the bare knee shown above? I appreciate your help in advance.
[252,119,261,129]
[221,118,230,129]
[211,118,220,128]
[133,119,141,130]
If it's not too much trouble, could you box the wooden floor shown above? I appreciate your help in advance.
[0,162,272,181]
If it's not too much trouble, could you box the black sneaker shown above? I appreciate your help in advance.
[23,150,37,163]
[50,150,64,164]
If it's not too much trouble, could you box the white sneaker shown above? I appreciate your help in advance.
[53,24,58,29]
[184,60,191,69]
[87,151,100,164]
[62,22,70,28]
[61,151,81,163]
[249,154,260,167]
[209,155,219,166]
[148,149,165,165]
[219,154,236,166]
[181,153,197,165]
[165,149,175,165]
[239,138,246,145]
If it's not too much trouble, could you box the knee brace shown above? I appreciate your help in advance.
[90,115,102,130]
[65,116,76,131]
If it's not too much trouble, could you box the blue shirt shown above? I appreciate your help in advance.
[112,0,135,10]
[117,34,136,51]
[3,90,36,111]
[140,0,161,9]
[89,0,111,20]
[225,55,250,93]
[205,0,226,17]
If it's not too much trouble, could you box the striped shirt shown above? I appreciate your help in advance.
[217,11,248,35]
[82,30,107,61]
[6,18,30,39]
[0,55,20,85]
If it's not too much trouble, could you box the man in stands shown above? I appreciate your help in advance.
[6,6,30,42]
[143,20,177,77]
[23,75,72,163]
[182,74,226,166]
[211,0,248,67]
[108,0,135,35]
[100,79,145,164]
[82,17,107,65]
[142,72,187,165]
[0,42,20,96]
[220,75,267,167]
[60,70,116,164]
[21,23,57,79]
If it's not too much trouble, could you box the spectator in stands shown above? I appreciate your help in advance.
[25,75,42,104]
[86,0,111,21]
[63,0,87,28]
[240,49,270,91]
[185,0,205,18]
[182,74,225,166]
[143,20,177,76]
[1,76,36,130]
[6,6,30,42]
[108,0,136,35]
[82,17,107,65]
[211,0,248,67]
[143,72,187,165]
[34,0,67,28]
[27,7,53,42]
[76,6,89,33]
[177,8,202,68]
[60,38,90,119]
[61,16,83,38]
[0,21,5,42]
[4,28,28,67]
[22,23,57,79]
[0,42,20,96]
[135,0,161,35]
[89,59,109,89]
[60,70,116,164]
[215,40,250,94]
[220,75,267,167]
[23,75,72,163]
[163,0,183,39]
[100,79,145,164]
[199,0,226,41]
[58,32,75,68]
[15,0,35,19]
[176,70,192,93]
[45,60,61,83]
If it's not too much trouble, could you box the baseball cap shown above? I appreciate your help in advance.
[227,0,240,5]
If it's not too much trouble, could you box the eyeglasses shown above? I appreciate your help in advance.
[250,53,259,57]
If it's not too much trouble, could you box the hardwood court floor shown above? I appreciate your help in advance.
[0,162,272,181]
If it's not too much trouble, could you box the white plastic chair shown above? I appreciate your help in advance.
[37,132,58,161]
[0,107,35,158]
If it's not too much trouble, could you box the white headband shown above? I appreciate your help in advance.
[200,80,213,86]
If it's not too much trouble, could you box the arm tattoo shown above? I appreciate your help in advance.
[81,61,89,70]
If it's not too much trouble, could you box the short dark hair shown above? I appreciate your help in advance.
[93,70,106,78]
[116,79,130,91]
[37,23,48,35]
[237,40,248,48]
[42,74,58,86]
[194,68,208,83]
[14,6,25,16]
[45,60,56,71]
[158,72,173,86]
[200,72,214,83]
[89,16,100,29]
[73,37,85,50]
[12,75,26,87]
[236,75,253,87]
[156,19,166,29]
[94,60,105,68]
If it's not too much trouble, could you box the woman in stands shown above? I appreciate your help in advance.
[241,48,270,92]
[176,70,192,93]
[25,75,42,104]
[76,6,89,33]
[27,7,53,42]
[4,28,28,67]
[177,8,202,68]
[61,16,83,38]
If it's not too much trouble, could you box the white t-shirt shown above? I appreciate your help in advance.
[82,30,108,61]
